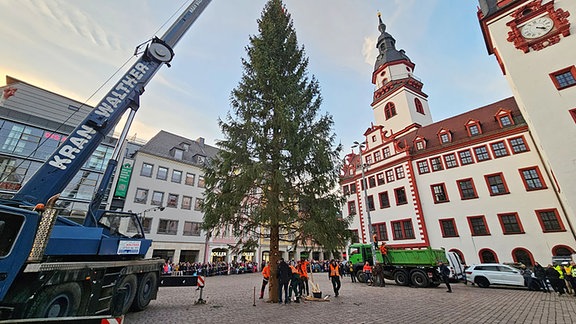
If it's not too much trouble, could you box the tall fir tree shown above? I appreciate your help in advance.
[202,0,350,302]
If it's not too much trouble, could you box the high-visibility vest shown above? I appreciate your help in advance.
[329,264,339,277]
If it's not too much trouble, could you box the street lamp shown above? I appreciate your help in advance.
[352,141,378,265]
[139,206,165,223]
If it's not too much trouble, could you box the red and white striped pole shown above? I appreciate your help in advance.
[195,275,206,304]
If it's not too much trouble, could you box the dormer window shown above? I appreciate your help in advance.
[437,129,452,144]
[174,148,184,160]
[495,109,514,128]
[466,120,482,137]
[384,102,397,120]
[414,137,426,151]
[182,143,190,151]
[197,156,206,164]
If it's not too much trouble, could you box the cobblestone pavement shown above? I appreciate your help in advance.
[126,273,576,324]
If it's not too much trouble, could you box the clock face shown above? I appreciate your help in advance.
[520,16,554,39]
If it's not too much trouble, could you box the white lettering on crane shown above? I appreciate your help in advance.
[48,125,96,170]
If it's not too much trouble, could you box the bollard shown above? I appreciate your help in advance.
[195,276,206,305]
[253,286,256,306]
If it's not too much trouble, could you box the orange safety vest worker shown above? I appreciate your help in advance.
[298,261,309,278]
[363,263,372,273]
[329,263,340,277]
[379,244,387,255]
[262,264,270,279]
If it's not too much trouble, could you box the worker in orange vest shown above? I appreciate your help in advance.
[298,259,310,296]
[259,263,270,299]
[379,241,389,264]
[328,259,342,297]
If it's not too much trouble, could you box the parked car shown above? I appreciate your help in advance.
[465,263,525,288]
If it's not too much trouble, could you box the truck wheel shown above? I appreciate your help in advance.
[410,270,429,288]
[28,283,81,318]
[475,277,490,288]
[131,272,158,311]
[393,270,409,286]
[356,269,366,283]
[115,274,138,314]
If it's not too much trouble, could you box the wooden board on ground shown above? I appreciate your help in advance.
[304,296,330,302]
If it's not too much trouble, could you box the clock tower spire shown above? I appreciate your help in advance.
[371,13,433,135]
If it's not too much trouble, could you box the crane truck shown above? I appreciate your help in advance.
[349,243,448,288]
[0,0,211,320]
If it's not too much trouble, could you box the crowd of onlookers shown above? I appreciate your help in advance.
[162,260,260,276]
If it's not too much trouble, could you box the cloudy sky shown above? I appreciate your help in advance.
[0,0,512,153]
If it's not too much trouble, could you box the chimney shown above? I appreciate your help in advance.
[196,137,205,147]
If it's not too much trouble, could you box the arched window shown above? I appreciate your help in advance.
[552,245,574,256]
[449,248,466,264]
[479,248,498,263]
[415,98,424,114]
[385,102,397,120]
[512,248,534,267]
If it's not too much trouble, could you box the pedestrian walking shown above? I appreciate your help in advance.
[259,263,270,299]
[277,258,291,304]
[328,259,342,297]
[349,261,356,283]
[437,260,452,293]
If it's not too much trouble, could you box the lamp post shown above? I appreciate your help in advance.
[139,206,165,228]
[352,141,378,265]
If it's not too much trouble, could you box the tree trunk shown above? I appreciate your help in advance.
[268,224,280,303]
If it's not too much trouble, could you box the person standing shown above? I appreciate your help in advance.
[563,261,574,295]
[349,261,356,283]
[363,261,372,285]
[328,259,341,297]
[533,262,550,292]
[546,264,564,295]
[259,263,270,299]
[379,241,389,264]
[298,259,310,296]
[521,265,534,290]
[277,258,291,304]
[288,262,301,303]
[437,260,452,293]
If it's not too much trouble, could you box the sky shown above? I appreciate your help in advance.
[0,0,512,154]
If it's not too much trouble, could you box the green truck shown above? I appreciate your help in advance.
[348,243,448,288]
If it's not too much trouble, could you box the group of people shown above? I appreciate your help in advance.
[162,260,259,276]
[526,261,576,295]
[260,258,344,303]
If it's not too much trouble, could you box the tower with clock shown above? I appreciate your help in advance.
[478,0,576,222]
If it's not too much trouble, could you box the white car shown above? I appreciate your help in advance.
[465,263,525,288]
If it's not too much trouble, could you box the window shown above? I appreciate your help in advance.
[549,65,576,90]
[479,249,498,263]
[343,185,350,195]
[499,115,512,127]
[378,191,390,208]
[415,140,425,150]
[417,160,430,174]
[509,136,528,154]
[140,162,153,177]
[134,188,148,204]
[519,167,546,190]
[415,98,425,114]
[571,108,576,124]
[141,217,152,233]
[371,135,377,142]
[395,187,407,205]
[185,173,196,186]
[536,209,565,232]
[498,213,524,234]
[350,230,360,243]
[440,133,450,144]
[444,153,458,168]
[348,201,356,216]
[439,219,458,237]
[182,196,192,210]
[485,173,509,195]
[431,184,449,203]
[376,173,385,185]
[383,147,391,158]
[374,151,382,162]
[474,146,490,162]
[194,198,204,211]
[156,166,168,180]
[157,219,178,235]
[395,166,405,179]
[385,170,395,182]
[458,150,474,165]
[167,194,179,208]
[174,148,184,159]
[183,221,202,236]
[457,178,477,199]
[385,102,397,119]
[151,191,164,206]
[367,195,375,211]
[373,222,388,241]
[171,170,182,183]
[368,176,376,188]
[366,155,373,165]
[197,175,205,188]
[466,122,482,136]
[430,157,443,171]
[350,183,357,193]
[491,141,509,158]
[392,219,415,240]
[468,216,490,236]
